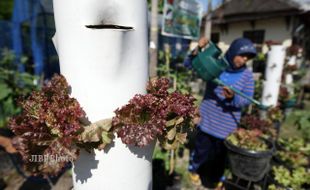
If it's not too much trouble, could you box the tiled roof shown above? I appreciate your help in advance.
[211,0,309,23]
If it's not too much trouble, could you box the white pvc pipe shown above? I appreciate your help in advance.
[262,45,286,107]
[285,55,296,95]
[53,1,153,189]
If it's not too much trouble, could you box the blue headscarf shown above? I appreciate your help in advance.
[224,38,257,72]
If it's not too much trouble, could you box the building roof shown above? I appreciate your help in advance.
[212,0,310,24]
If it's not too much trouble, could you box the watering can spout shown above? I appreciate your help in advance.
[213,79,269,110]
[257,104,271,110]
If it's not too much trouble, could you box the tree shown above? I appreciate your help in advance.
[147,0,164,13]
[0,0,14,20]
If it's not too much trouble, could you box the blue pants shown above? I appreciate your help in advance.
[188,128,227,188]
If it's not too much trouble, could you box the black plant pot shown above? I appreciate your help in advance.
[224,139,275,182]
[0,128,14,138]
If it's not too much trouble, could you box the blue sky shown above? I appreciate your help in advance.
[198,0,222,13]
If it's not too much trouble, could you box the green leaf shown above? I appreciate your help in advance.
[94,118,112,131]
[3,97,18,116]
[101,131,112,144]
[50,128,61,136]
[0,83,12,100]
[167,127,176,141]
[176,133,187,144]
[161,139,178,150]
[175,117,184,125]
[166,117,184,128]
[166,118,176,127]
[79,125,101,142]
[79,118,113,146]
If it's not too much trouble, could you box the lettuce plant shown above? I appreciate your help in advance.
[270,166,310,190]
[9,76,197,176]
[240,114,276,138]
[276,138,310,168]
[0,49,39,128]
[113,78,197,149]
[9,74,85,176]
[226,128,268,151]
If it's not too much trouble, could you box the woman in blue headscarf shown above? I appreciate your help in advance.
[186,37,257,188]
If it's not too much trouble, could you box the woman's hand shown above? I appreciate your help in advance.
[223,86,234,99]
[0,136,17,153]
[192,37,209,56]
[193,108,201,125]
[198,37,209,49]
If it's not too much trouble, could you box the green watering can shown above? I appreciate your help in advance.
[192,42,268,110]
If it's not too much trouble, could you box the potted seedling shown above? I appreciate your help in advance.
[225,115,275,182]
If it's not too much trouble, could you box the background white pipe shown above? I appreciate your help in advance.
[53,0,153,189]
[285,55,296,95]
[262,45,286,107]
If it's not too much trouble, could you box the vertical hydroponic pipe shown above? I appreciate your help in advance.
[53,0,153,189]
[262,45,286,107]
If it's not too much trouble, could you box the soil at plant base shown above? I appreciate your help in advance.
[2,165,72,190]
[153,147,214,190]
[4,148,211,190]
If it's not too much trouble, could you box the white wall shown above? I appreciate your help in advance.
[212,17,292,53]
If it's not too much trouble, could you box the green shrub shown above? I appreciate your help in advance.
[0,49,39,128]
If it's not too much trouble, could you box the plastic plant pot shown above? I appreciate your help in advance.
[224,139,275,182]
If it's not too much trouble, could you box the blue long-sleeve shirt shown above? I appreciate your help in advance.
[199,69,254,139]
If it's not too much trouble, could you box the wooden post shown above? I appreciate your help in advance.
[150,0,159,77]
[204,0,212,39]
